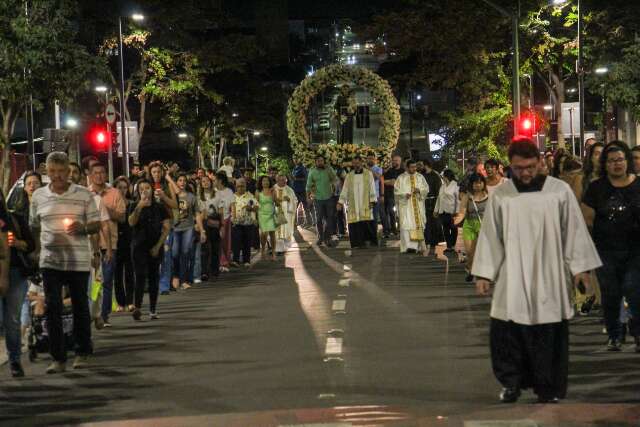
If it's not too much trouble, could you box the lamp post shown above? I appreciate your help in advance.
[95,85,114,182]
[118,12,144,178]
[246,130,260,168]
[479,0,521,133]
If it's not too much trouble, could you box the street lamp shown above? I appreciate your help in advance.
[95,85,114,181]
[65,118,78,129]
[178,132,188,139]
[119,12,144,178]
[543,105,553,111]
[232,113,239,118]
[253,131,261,136]
[595,67,609,75]
[260,146,268,152]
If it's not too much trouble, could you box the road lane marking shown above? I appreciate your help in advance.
[332,300,346,311]
[325,337,343,355]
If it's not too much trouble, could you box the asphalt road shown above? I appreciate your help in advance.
[0,229,638,427]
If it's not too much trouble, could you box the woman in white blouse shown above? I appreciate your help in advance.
[434,169,460,253]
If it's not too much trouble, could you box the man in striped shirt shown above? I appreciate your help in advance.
[30,152,101,374]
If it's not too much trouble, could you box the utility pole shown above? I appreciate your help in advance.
[479,0,521,134]
[577,0,585,156]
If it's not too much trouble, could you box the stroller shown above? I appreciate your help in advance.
[27,281,75,362]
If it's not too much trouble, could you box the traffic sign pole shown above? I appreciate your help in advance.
[105,103,117,182]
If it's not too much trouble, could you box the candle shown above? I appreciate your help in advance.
[63,218,72,232]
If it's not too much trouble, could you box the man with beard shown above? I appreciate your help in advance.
[338,156,378,248]
[472,138,601,404]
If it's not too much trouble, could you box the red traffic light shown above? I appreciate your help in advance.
[513,112,542,141]
[521,117,533,131]
[85,124,109,151]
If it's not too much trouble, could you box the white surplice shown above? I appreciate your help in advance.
[338,169,377,224]
[471,177,602,325]
[274,184,297,253]
[394,172,429,252]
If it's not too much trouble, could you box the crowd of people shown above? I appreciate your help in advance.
[0,137,637,407]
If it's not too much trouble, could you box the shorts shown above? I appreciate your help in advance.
[462,218,481,241]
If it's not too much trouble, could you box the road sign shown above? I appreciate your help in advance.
[105,104,117,125]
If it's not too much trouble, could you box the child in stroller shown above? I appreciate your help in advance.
[27,278,74,361]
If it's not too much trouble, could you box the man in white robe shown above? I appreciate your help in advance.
[394,159,429,253]
[472,139,602,404]
[274,174,298,254]
[337,156,378,248]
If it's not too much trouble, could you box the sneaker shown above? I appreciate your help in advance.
[243,262,251,267]
[181,283,192,290]
[634,336,640,353]
[537,395,559,404]
[132,308,142,321]
[465,273,474,283]
[580,295,596,315]
[499,387,520,403]
[73,355,89,370]
[316,239,324,246]
[607,338,622,351]
[103,320,112,328]
[46,361,66,374]
[10,361,25,378]
[194,278,202,284]
[94,317,105,330]
[229,262,240,268]
[149,312,159,320]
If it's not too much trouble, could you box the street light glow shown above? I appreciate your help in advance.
[178,132,188,139]
[595,67,609,75]
[131,13,144,21]
[543,105,553,111]
[567,88,577,93]
[232,113,238,117]
[416,94,422,101]
[95,86,107,93]
[552,0,568,4]
[260,146,268,152]
[253,131,261,136]
[66,118,78,128]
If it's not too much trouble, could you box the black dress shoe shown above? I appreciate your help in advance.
[465,273,474,282]
[537,395,559,404]
[499,387,520,403]
[10,361,25,378]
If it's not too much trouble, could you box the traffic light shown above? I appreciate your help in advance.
[514,112,541,140]
[86,124,109,151]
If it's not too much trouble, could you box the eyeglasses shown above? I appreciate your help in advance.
[606,158,627,165]
[511,165,538,173]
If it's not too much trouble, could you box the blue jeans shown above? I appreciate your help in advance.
[596,250,640,340]
[100,250,117,321]
[192,242,202,282]
[172,228,195,284]
[314,199,336,244]
[0,268,29,363]
[159,232,173,292]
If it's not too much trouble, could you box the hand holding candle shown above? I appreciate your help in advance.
[64,218,85,235]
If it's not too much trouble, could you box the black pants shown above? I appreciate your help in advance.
[232,224,253,264]
[347,220,378,248]
[115,241,134,307]
[382,196,397,235]
[596,250,640,340]
[203,225,221,277]
[42,269,92,362]
[314,198,335,244]
[333,196,346,235]
[133,247,161,312]
[439,213,458,249]
[490,318,569,399]
[424,199,442,246]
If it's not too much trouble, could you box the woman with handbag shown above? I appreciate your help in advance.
[1,198,36,377]
[454,173,488,282]
[256,175,277,261]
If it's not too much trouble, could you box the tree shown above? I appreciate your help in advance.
[0,0,102,191]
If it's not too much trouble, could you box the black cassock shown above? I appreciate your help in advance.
[490,318,569,399]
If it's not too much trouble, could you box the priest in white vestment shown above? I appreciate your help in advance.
[472,139,602,404]
[394,159,429,253]
[338,156,378,248]
[274,174,297,254]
